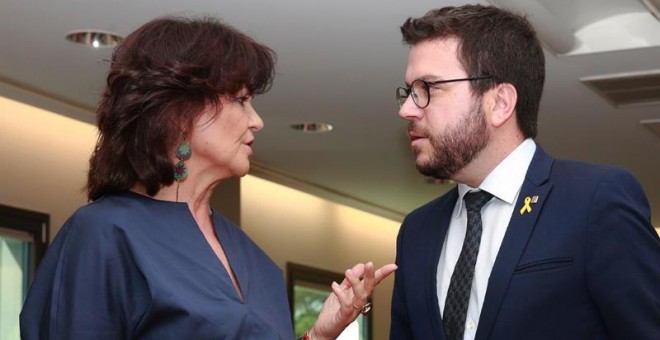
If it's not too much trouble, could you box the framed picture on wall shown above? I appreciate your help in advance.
[286,262,372,340]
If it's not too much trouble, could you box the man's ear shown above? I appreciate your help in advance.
[486,83,517,127]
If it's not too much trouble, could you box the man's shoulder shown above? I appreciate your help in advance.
[549,157,636,184]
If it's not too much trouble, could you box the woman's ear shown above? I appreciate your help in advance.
[487,83,517,128]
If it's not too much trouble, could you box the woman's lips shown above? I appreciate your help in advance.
[244,140,254,156]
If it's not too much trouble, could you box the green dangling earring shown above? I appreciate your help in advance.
[173,141,192,182]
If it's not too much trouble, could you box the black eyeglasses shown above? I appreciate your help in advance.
[396,76,494,108]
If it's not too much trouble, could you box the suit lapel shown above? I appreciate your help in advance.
[428,188,458,339]
[475,147,554,340]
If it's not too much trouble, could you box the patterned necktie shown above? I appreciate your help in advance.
[443,190,493,340]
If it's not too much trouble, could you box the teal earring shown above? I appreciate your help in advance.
[173,141,192,182]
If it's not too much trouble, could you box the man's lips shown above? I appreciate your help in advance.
[408,131,427,142]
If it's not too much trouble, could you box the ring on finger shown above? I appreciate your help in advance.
[352,302,372,315]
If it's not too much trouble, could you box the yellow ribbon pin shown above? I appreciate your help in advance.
[519,196,533,215]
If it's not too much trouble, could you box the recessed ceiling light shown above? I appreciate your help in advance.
[65,30,123,48]
[290,122,334,133]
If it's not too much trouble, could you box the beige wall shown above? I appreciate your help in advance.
[0,96,96,238]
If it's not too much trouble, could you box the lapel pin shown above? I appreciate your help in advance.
[519,195,539,215]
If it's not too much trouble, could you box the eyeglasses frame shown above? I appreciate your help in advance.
[396,75,494,108]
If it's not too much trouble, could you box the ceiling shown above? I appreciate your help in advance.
[1,0,659,225]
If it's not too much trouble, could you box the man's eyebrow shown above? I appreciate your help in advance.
[404,74,445,87]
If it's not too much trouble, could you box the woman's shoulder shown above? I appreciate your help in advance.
[40,193,147,266]
[67,193,132,225]
[74,191,180,220]
[63,191,161,237]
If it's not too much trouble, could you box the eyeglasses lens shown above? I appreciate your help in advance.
[410,80,428,108]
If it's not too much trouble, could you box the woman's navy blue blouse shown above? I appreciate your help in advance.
[20,191,293,339]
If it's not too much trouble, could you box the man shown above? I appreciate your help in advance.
[390,4,660,340]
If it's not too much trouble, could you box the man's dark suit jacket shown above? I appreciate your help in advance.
[390,146,660,339]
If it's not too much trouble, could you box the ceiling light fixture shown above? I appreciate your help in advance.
[65,30,123,48]
[290,122,334,133]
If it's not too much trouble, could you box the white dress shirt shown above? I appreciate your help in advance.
[437,139,536,340]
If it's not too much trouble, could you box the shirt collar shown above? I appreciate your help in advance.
[455,139,536,217]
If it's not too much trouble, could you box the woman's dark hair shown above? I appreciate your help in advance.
[400,5,545,139]
[87,16,276,201]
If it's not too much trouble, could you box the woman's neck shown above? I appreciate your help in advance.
[132,181,216,230]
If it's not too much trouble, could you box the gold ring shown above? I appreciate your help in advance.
[352,302,372,315]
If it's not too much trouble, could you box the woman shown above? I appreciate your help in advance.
[20,16,396,339]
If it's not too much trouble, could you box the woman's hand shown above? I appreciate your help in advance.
[308,262,397,340]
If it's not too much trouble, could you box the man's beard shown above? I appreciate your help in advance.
[412,101,489,180]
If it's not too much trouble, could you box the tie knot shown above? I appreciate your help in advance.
[464,190,493,213]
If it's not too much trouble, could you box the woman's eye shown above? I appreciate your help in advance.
[236,96,251,105]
